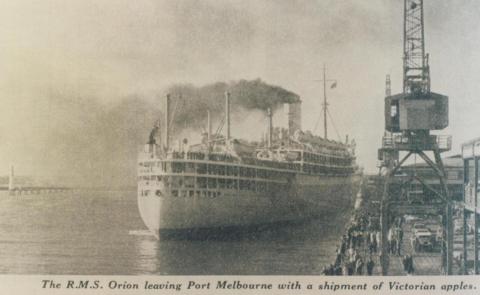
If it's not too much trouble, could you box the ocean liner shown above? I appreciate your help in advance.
[138,89,360,235]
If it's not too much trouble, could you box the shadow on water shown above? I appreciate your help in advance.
[134,212,351,275]
[158,219,310,242]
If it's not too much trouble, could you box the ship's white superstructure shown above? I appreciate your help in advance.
[137,92,360,235]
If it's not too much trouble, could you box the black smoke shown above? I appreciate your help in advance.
[165,79,300,132]
[41,79,298,188]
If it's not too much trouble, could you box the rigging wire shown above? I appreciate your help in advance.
[215,116,225,138]
[313,114,322,134]
[326,108,342,142]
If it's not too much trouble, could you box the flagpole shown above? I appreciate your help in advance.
[314,65,336,139]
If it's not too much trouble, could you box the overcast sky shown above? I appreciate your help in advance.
[1,0,479,177]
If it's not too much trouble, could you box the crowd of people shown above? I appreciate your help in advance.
[322,213,378,276]
[322,212,420,276]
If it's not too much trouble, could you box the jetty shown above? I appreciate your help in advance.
[324,175,461,276]
[0,165,71,196]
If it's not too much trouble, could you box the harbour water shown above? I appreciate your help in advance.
[0,191,351,275]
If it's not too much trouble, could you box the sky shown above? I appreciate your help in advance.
[0,0,480,182]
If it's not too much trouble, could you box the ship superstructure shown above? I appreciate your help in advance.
[138,90,359,234]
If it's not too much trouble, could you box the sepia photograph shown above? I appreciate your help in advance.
[1,0,480,290]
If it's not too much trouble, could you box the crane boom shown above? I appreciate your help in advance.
[403,0,430,94]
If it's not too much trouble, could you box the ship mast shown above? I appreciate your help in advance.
[318,64,337,140]
[323,66,327,140]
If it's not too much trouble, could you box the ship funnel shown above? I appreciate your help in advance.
[287,101,302,137]
[267,108,273,148]
[164,94,171,150]
[225,91,231,140]
[207,110,212,143]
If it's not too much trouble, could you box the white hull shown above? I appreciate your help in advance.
[137,174,359,234]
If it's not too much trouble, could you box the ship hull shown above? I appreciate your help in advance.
[137,174,360,235]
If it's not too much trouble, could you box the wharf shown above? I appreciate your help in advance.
[353,219,443,276]
[324,177,449,276]
[0,186,71,196]
[374,217,443,275]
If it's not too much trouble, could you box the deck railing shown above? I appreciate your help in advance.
[382,134,451,151]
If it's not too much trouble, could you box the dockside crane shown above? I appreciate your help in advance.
[378,0,453,275]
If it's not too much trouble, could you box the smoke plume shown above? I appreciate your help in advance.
[37,79,299,188]
[165,79,299,131]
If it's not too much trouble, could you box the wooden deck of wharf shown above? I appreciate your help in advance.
[332,179,447,276]
[378,218,443,275]
[346,218,443,276]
